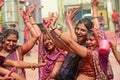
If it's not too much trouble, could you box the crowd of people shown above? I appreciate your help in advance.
[0,0,120,80]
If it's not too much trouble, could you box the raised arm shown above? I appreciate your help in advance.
[19,8,39,55]
[91,0,100,28]
[65,8,79,41]
[48,13,87,57]
[43,14,74,52]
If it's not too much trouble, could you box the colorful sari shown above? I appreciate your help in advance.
[78,28,113,80]
[38,33,66,80]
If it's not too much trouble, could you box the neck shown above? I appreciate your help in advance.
[0,49,8,56]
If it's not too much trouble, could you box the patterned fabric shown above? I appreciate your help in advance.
[38,33,66,80]
[91,28,113,80]
[5,47,26,79]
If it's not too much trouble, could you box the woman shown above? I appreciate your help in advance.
[0,5,41,79]
[38,32,66,80]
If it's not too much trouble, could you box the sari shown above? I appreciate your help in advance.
[38,33,66,80]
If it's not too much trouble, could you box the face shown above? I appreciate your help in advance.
[75,23,88,43]
[86,34,97,50]
[3,34,18,52]
[43,34,55,51]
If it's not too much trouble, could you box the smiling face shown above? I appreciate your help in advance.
[75,23,88,44]
[86,30,97,50]
[43,34,55,52]
[3,34,18,52]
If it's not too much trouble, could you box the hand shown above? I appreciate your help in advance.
[0,0,4,8]
[49,12,59,28]
[19,8,29,23]
[2,67,16,80]
[27,3,36,16]
[38,55,47,67]
[66,8,79,23]
[91,0,99,7]
[43,18,51,28]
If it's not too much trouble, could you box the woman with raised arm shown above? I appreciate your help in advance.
[0,4,41,79]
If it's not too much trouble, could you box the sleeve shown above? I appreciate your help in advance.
[0,56,5,66]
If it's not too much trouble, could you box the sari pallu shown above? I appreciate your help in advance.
[38,33,66,80]
[91,28,113,80]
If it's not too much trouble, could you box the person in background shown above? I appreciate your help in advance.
[99,12,105,30]
[112,10,120,37]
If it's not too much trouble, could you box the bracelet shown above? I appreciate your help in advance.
[92,17,98,19]
[30,63,36,70]
[52,28,57,31]
[32,23,37,25]
[58,33,63,38]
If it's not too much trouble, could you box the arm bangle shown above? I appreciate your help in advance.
[52,28,57,31]
[32,23,37,25]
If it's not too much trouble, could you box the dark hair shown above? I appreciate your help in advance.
[3,29,19,39]
[87,30,94,37]
[0,32,4,43]
[76,18,94,30]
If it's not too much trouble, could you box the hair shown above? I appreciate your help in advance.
[76,18,94,30]
[3,29,19,39]
[0,32,4,43]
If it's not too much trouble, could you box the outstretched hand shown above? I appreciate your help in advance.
[38,54,47,67]
[19,8,29,23]
[66,8,80,22]
[43,18,51,29]
[0,0,4,8]
[49,12,59,28]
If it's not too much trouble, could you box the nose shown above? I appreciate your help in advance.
[9,41,14,45]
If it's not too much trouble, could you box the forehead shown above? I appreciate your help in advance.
[76,23,87,30]
[5,34,17,40]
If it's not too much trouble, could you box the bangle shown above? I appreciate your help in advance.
[52,28,57,31]
[58,33,63,38]
[30,63,36,70]
[92,17,98,19]
[32,23,37,25]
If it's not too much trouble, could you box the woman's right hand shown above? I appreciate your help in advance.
[91,0,99,7]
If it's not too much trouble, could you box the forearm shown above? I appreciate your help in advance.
[67,20,77,41]
[52,27,87,57]
[29,16,41,36]
[92,6,100,28]
[25,21,39,38]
